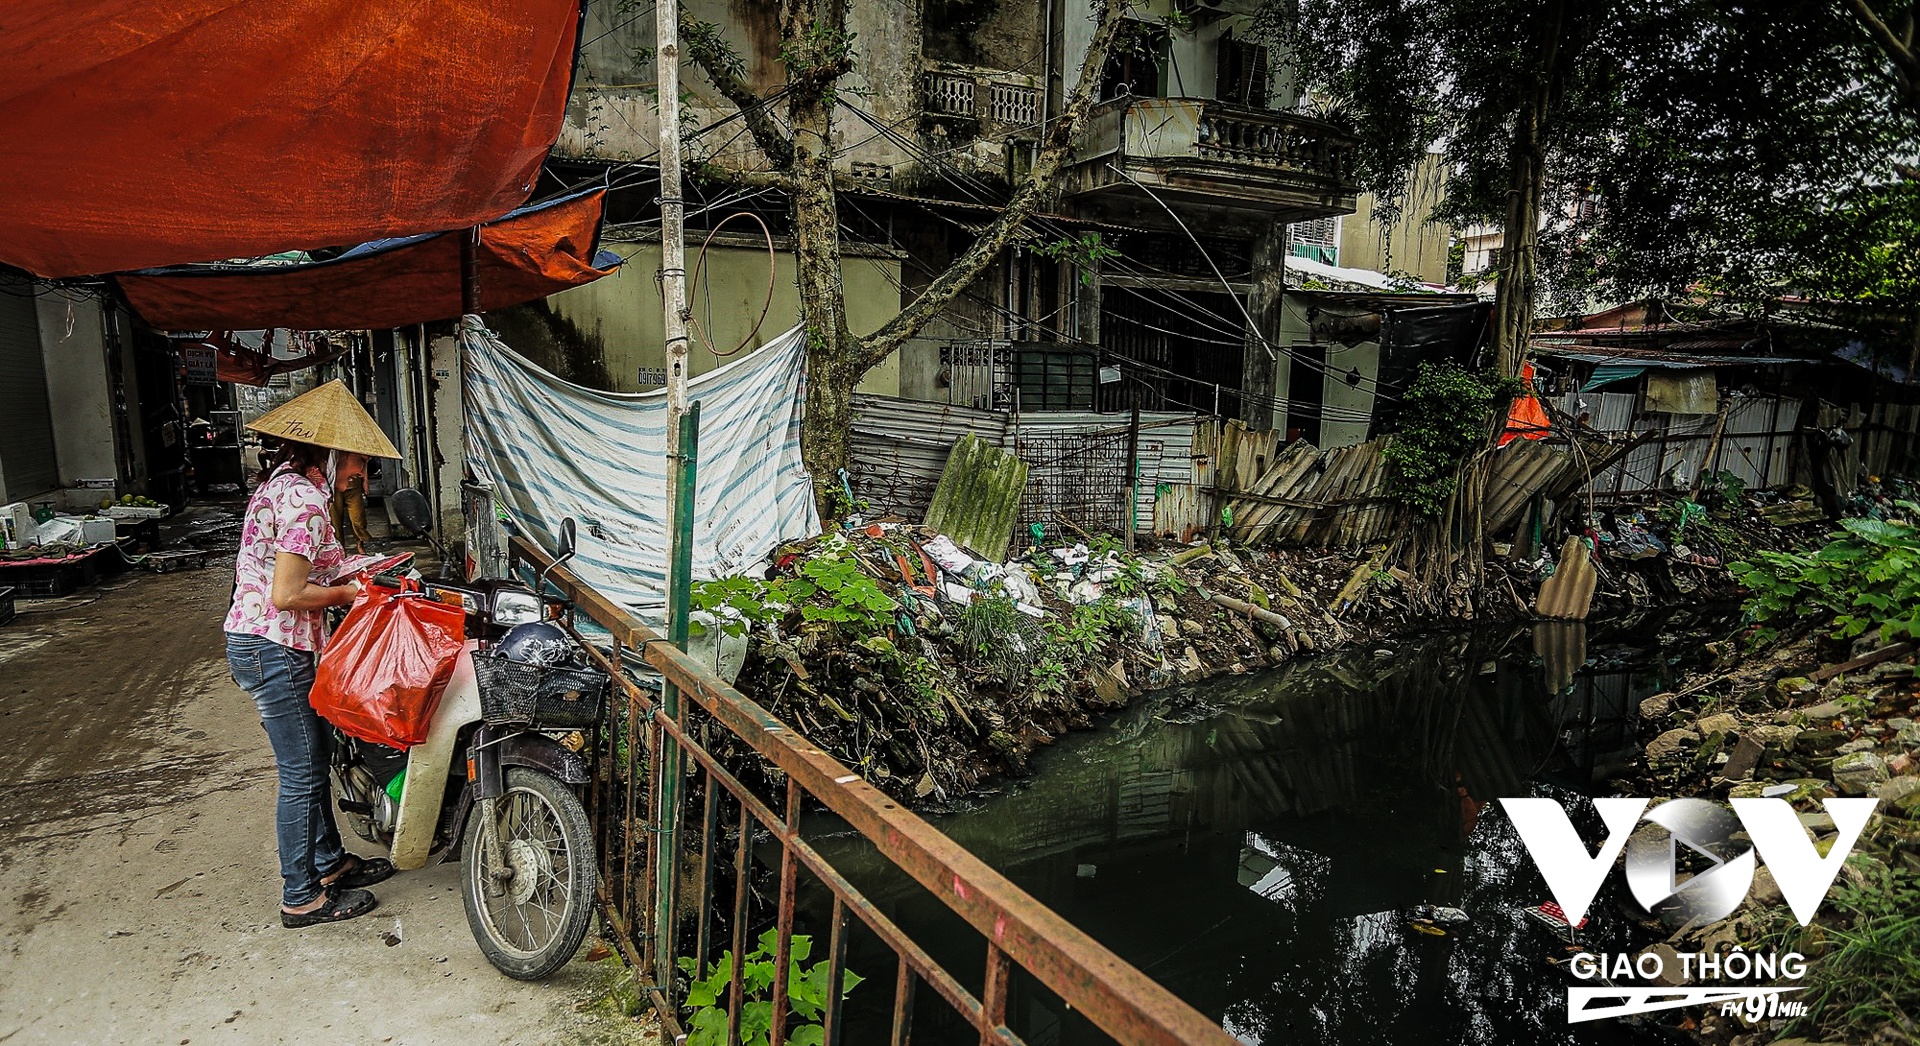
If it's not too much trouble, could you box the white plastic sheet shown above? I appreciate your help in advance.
[462,318,820,613]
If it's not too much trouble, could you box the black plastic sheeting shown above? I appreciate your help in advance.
[1369,302,1495,437]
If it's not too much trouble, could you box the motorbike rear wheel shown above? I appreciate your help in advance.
[461,768,596,980]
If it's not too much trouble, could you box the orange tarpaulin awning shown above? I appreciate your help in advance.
[116,189,620,331]
[0,0,584,279]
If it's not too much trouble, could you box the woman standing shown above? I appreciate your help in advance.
[225,381,400,927]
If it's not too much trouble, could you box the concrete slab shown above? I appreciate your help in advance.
[0,559,654,1046]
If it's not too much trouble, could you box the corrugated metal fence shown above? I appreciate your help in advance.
[848,394,1198,547]
[1190,422,1578,547]
[852,397,1581,550]
[1812,400,1920,485]
[1555,392,1802,498]
[851,388,1909,553]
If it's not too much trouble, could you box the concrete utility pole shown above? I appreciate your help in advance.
[653,0,693,996]
[658,5,691,456]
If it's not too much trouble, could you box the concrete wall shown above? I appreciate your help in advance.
[1318,340,1380,449]
[512,239,902,396]
[1061,0,1300,110]
[1461,224,1502,277]
[1339,152,1453,287]
[556,0,921,174]
[36,295,117,491]
[1273,293,1379,448]
[429,333,465,545]
[925,0,1045,70]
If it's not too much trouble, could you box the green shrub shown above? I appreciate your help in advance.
[1730,502,1920,645]
[1772,856,1920,1042]
[690,549,899,641]
[1382,362,1526,517]
[679,929,863,1046]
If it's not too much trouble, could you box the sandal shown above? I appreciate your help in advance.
[281,885,379,928]
[324,854,396,889]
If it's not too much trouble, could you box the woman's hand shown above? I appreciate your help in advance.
[270,553,362,611]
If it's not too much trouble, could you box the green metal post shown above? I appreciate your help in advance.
[654,401,699,993]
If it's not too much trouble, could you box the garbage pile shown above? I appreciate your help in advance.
[702,521,1377,804]
[1620,631,1920,1045]
[1474,476,1890,619]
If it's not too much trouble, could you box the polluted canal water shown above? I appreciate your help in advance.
[806,609,1742,1045]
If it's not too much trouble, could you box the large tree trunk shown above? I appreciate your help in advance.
[1490,0,1567,377]
[778,0,858,505]
[682,0,1126,510]
[789,86,854,502]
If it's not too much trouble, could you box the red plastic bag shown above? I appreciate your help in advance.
[311,580,466,748]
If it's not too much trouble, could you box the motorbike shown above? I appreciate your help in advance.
[324,488,605,980]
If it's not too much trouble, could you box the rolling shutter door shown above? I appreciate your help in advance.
[0,292,58,501]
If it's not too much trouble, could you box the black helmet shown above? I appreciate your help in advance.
[496,621,577,667]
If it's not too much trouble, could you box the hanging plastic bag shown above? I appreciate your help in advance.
[311,579,466,748]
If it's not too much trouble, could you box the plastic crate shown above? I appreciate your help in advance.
[0,586,14,626]
[472,649,610,729]
[0,558,90,600]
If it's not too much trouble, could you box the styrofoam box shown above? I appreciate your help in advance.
[1,504,34,550]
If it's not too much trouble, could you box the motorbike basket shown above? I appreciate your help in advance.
[472,649,610,729]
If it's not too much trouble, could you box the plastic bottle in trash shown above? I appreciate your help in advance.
[385,768,406,802]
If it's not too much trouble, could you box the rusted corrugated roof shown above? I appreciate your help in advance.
[1530,345,1817,368]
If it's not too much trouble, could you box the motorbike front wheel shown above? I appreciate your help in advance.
[461,768,597,980]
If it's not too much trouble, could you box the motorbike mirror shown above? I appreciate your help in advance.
[535,517,580,598]
[391,488,432,535]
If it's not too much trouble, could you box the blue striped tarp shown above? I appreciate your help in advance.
[462,317,820,614]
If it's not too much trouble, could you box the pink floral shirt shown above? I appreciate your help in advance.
[223,468,344,652]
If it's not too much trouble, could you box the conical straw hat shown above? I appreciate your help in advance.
[246,380,401,458]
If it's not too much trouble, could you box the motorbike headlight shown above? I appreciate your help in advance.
[491,590,544,626]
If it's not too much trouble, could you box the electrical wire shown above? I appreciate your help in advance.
[580,2,658,56]
[831,195,1383,422]
[837,99,1406,397]
[689,211,778,357]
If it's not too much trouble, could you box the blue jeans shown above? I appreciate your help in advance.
[226,633,347,907]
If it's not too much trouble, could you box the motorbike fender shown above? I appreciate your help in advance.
[389,641,482,871]
[435,731,589,864]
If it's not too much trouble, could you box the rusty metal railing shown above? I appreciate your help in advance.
[512,535,1236,1046]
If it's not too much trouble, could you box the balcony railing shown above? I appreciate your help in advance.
[1194,103,1357,180]
[924,66,1042,129]
[1069,97,1359,215]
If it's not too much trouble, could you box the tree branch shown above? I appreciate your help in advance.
[853,0,1130,371]
[682,11,796,170]
[1846,0,1920,110]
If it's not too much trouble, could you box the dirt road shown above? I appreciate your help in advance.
[0,556,651,1046]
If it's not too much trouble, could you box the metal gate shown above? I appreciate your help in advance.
[1015,429,1135,542]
